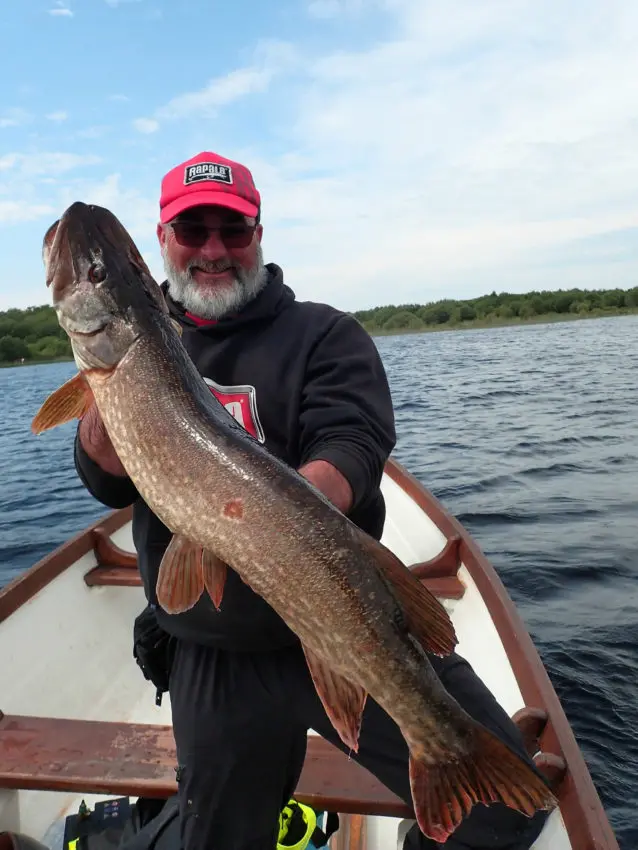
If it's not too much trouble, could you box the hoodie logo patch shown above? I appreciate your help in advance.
[203,378,265,443]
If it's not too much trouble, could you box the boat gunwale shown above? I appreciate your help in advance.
[0,505,133,625]
[384,456,618,850]
[0,458,618,848]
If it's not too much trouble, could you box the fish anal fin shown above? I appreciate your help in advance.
[302,644,367,753]
[202,551,228,610]
[156,534,205,614]
[31,372,94,434]
[409,725,557,843]
[356,530,457,657]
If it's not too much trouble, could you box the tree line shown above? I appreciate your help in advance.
[352,286,638,334]
[2,284,638,364]
[0,305,71,365]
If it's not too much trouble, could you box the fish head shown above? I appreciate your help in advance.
[43,201,171,372]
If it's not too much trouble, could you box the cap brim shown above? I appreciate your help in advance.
[160,190,258,224]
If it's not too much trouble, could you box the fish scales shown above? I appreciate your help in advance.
[87,333,475,760]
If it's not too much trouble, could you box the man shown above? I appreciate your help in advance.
[74,150,548,850]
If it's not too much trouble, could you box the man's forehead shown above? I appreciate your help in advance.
[172,205,246,225]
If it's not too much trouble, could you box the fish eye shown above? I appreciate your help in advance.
[88,262,106,284]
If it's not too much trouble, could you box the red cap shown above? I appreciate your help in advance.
[159,151,261,224]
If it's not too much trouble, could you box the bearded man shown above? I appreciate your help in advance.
[73,151,548,850]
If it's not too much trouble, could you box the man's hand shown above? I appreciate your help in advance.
[78,404,128,478]
[298,459,353,514]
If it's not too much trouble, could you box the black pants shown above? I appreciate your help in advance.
[168,640,549,850]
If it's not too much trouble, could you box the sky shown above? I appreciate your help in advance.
[1,0,638,313]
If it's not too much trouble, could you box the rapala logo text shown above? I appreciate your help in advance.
[184,162,233,186]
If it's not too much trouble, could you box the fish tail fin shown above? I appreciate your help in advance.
[408,726,557,843]
[156,533,207,614]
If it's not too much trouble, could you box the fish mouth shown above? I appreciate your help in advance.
[60,316,110,338]
[68,325,107,339]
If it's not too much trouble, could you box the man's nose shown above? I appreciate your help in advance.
[197,229,229,258]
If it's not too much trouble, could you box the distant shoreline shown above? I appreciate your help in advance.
[365,307,638,337]
[0,356,74,369]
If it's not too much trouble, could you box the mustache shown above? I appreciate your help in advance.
[187,258,237,274]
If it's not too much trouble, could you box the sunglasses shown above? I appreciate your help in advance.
[169,219,256,250]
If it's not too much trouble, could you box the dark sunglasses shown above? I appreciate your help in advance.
[169,219,256,250]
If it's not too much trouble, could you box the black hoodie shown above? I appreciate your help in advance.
[74,264,397,650]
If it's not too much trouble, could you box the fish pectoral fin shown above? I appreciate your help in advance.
[202,551,228,611]
[31,372,94,434]
[355,529,457,657]
[156,534,206,614]
[408,726,557,843]
[302,644,367,753]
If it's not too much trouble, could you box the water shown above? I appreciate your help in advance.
[1,314,637,847]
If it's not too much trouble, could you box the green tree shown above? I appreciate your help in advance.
[0,335,31,362]
[383,311,424,331]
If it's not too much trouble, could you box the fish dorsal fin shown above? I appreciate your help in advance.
[353,528,457,657]
[31,372,94,434]
[302,644,367,753]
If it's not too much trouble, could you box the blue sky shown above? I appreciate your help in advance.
[2,0,638,313]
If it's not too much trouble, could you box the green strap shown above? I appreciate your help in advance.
[278,801,340,849]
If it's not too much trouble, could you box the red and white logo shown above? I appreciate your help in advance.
[203,378,265,443]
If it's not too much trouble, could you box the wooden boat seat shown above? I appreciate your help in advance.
[0,706,566,815]
[83,529,467,600]
[0,710,411,818]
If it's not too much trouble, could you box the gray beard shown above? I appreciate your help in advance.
[162,242,269,320]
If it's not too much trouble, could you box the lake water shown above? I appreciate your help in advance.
[1,314,637,848]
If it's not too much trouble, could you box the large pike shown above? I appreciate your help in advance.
[33,202,556,843]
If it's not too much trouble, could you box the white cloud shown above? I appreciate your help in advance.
[77,125,110,139]
[0,201,55,224]
[49,172,165,279]
[233,0,638,309]
[48,1,73,16]
[46,111,68,122]
[55,172,158,242]
[0,152,105,237]
[0,152,101,176]
[307,0,364,18]
[0,154,21,171]
[133,117,159,134]
[132,40,296,133]
[0,109,32,128]
[156,67,272,120]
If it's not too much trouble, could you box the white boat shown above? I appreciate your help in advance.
[0,457,619,850]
